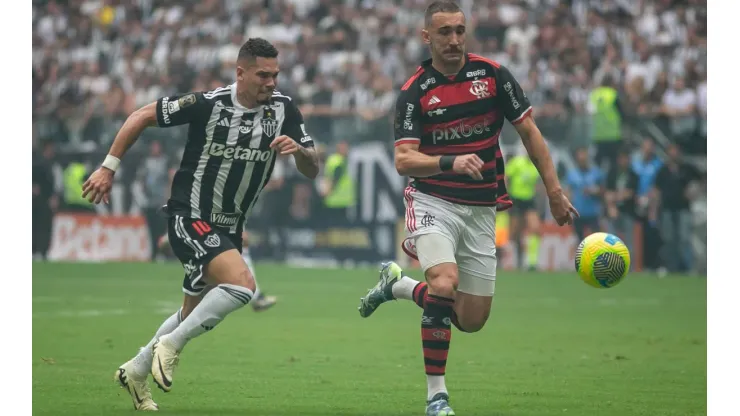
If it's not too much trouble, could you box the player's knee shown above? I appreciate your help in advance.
[231,269,256,292]
[425,265,458,298]
[458,309,490,332]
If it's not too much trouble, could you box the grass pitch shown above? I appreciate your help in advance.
[32,262,706,415]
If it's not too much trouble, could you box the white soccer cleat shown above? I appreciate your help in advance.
[114,360,159,411]
[150,336,180,393]
[251,294,278,312]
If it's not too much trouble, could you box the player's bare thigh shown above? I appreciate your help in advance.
[180,249,256,319]
[454,206,498,332]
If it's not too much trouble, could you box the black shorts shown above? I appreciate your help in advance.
[511,197,536,213]
[167,215,242,296]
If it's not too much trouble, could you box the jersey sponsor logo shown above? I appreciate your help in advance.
[210,213,240,226]
[431,119,492,144]
[205,143,273,162]
[503,82,521,109]
[420,77,436,91]
[404,103,414,131]
[466,69,486,78]
[161,97,173,125]
[427,108,447,117]
[238,120,254,134]
[470,79,491,99]
[299,124,313,144]
[168,101,181,114]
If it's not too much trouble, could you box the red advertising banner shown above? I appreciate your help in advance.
[48,213,151,262]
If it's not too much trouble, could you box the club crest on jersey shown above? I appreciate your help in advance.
[470,79,490,99]
[261,109,278,137]
[203,234,221,248]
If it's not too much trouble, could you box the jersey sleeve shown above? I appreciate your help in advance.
[282,99,315,148]
[155,92,209,127]
[393,88,422,147]
[495,65,533,125]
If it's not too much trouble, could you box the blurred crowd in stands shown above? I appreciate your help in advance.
[33,0,706,151]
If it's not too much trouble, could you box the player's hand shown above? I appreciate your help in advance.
[81,167,114,204]
[452,154,484,180]
[548,190,579,226]
[269,135,299,155]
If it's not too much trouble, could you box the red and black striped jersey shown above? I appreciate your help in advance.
[393,53,533,207]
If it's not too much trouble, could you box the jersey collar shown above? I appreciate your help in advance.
[229,83,270,112]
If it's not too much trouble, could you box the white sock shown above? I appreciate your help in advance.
[427,375,448,401]
[242,249,261,299]
[164,284,253,351]
[131,308,182,375]
[392,275,420,300]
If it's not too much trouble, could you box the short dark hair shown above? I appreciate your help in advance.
[424,1,463,27]
[237,38,279,63]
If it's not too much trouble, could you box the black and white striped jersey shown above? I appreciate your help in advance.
[155,83,314,234]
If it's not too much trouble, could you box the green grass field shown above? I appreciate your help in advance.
[32,262,706,416]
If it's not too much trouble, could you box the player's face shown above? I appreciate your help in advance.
[422,12,466,69]
[237,57,279,105]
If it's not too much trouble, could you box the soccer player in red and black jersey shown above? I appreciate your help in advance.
[357,2,579,414]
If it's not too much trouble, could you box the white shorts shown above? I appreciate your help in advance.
[401,187,497,296]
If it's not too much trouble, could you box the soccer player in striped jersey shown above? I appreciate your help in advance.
[82,38,319,410]
[356,2,579,415]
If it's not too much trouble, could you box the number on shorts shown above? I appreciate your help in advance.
[192,220,212,236]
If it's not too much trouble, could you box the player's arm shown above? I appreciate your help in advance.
[82,93,208,204]
[274,100,319,179]
[496,65,578,223]
[393,91,482,179]
[497,68,560,197]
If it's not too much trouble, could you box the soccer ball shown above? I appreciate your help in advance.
[575,232,630,288]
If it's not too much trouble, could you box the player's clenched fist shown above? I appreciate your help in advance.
[452,154,484,180]
[269,135,299,155]
[81,167,114,204]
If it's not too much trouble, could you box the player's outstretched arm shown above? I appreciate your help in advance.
[495,64,579,225]
[82,92,207,204]
[81,102,157,204]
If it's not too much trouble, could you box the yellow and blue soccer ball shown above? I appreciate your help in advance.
[575,232,631,288]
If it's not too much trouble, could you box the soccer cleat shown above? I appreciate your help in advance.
[251,294,277,312]
[114,360,159,411]
[358,261,402,318]
[426,393,455,416]
[150,336,180,393]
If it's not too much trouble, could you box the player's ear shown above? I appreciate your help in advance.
[236,65,245,81]
[421,28,431,45]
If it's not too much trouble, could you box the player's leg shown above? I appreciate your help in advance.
[450,205,499,332]
[523,207,542,271]
[414,234,459,415]
[114,294,201,410]
[151,216,256,392]
[241,231,277,311]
